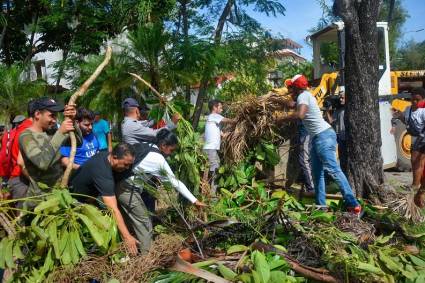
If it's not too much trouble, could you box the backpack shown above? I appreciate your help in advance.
[0,128,17,178]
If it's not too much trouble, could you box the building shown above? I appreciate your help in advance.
[267,38,307,88]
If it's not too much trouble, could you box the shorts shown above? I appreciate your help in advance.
[412,136,425,153]
[8,176,29,209]
[204,149,220,171]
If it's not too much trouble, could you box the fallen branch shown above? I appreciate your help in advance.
[129,72,167,104]
[251,242,339,283]
[0,212,16,237]
[61,46,112,187]
[171,255,230,283]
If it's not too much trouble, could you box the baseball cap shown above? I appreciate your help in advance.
[289,74,309,89]
[12,115,26,123]
[122,98,140,109]
[32,97,64,113]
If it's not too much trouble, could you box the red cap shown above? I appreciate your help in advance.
[284,79,292,87]
[290,74,308,89]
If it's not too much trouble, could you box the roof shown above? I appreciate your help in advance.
[191,74,235,89]
[280,38,302,49]
[271,48,306,61]
[307,21,344,42]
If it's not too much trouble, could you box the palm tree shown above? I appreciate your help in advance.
[0,64,46,124]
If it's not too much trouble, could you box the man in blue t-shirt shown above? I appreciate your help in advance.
[61,108,99,169]
[93,111,112,152]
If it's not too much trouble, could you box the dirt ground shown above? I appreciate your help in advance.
[384,170,412,187]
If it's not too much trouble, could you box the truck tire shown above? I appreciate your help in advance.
[394,119,412,171]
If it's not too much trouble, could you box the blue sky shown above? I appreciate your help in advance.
[248,0,425,60]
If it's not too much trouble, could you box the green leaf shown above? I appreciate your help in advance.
[220,188,233,198]
[269,259,287,270]
[251,270,262,283]
[74,230,87,258]
[192,260,217,268]
[409,255,425,267]
[48,221,60,259]
[401,268,418,280]
[227,244,249,255]
[238,273,253,283]
[273,245,287,252]
[357,262,384,274]
[13,241,24,260]
[271,190,286,199]
[37,182,50,191]
[375,232,395,245]
[252,251,270,283]
[378,251,400,273]
[77,213,105,247]
[309,210,335,222]
[0,237,7,268]
[5,238,15,268]
[60,231,72,265]
[269,271,288,283]
[218,264,237,280]
[415,274,425,283]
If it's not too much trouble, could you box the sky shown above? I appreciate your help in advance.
[248,0,425,60]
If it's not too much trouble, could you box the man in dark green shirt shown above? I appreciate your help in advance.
[19,97,79,198]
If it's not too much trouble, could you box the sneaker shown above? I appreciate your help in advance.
[347,205,362,216]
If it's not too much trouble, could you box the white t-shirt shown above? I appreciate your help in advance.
[403,106,425,137]
[203,113,224,150]
[132,145,197,203]
[297,90,331,137]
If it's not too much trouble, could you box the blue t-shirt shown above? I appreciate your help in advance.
[93,119,110,150]
[60,133,99,165]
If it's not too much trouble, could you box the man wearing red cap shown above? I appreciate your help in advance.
[283,74,361,214]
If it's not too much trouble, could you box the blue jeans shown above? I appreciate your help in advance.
[310,128,359,207]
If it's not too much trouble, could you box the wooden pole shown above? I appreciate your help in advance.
[61,46,113,187]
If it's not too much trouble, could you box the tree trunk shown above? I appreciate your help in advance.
[333,0,387,203]
[191,0,234,128]
[181,0,192,111]
[24,11,39,65]
[3,0,11,66]
[54,48,69,96]
[0,20,7,51]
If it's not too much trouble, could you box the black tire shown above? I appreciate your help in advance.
[394,119,412,172]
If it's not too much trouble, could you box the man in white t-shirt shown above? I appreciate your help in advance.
[280,74,360,215]
[203,99,233,194]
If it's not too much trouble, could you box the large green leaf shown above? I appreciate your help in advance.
[252,251,270,283]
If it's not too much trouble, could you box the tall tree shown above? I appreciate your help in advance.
[379,0,408,63]
[393,40,425,70]
[191,0,286,128]
[333,0,387,202]
[0,64,46,122]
